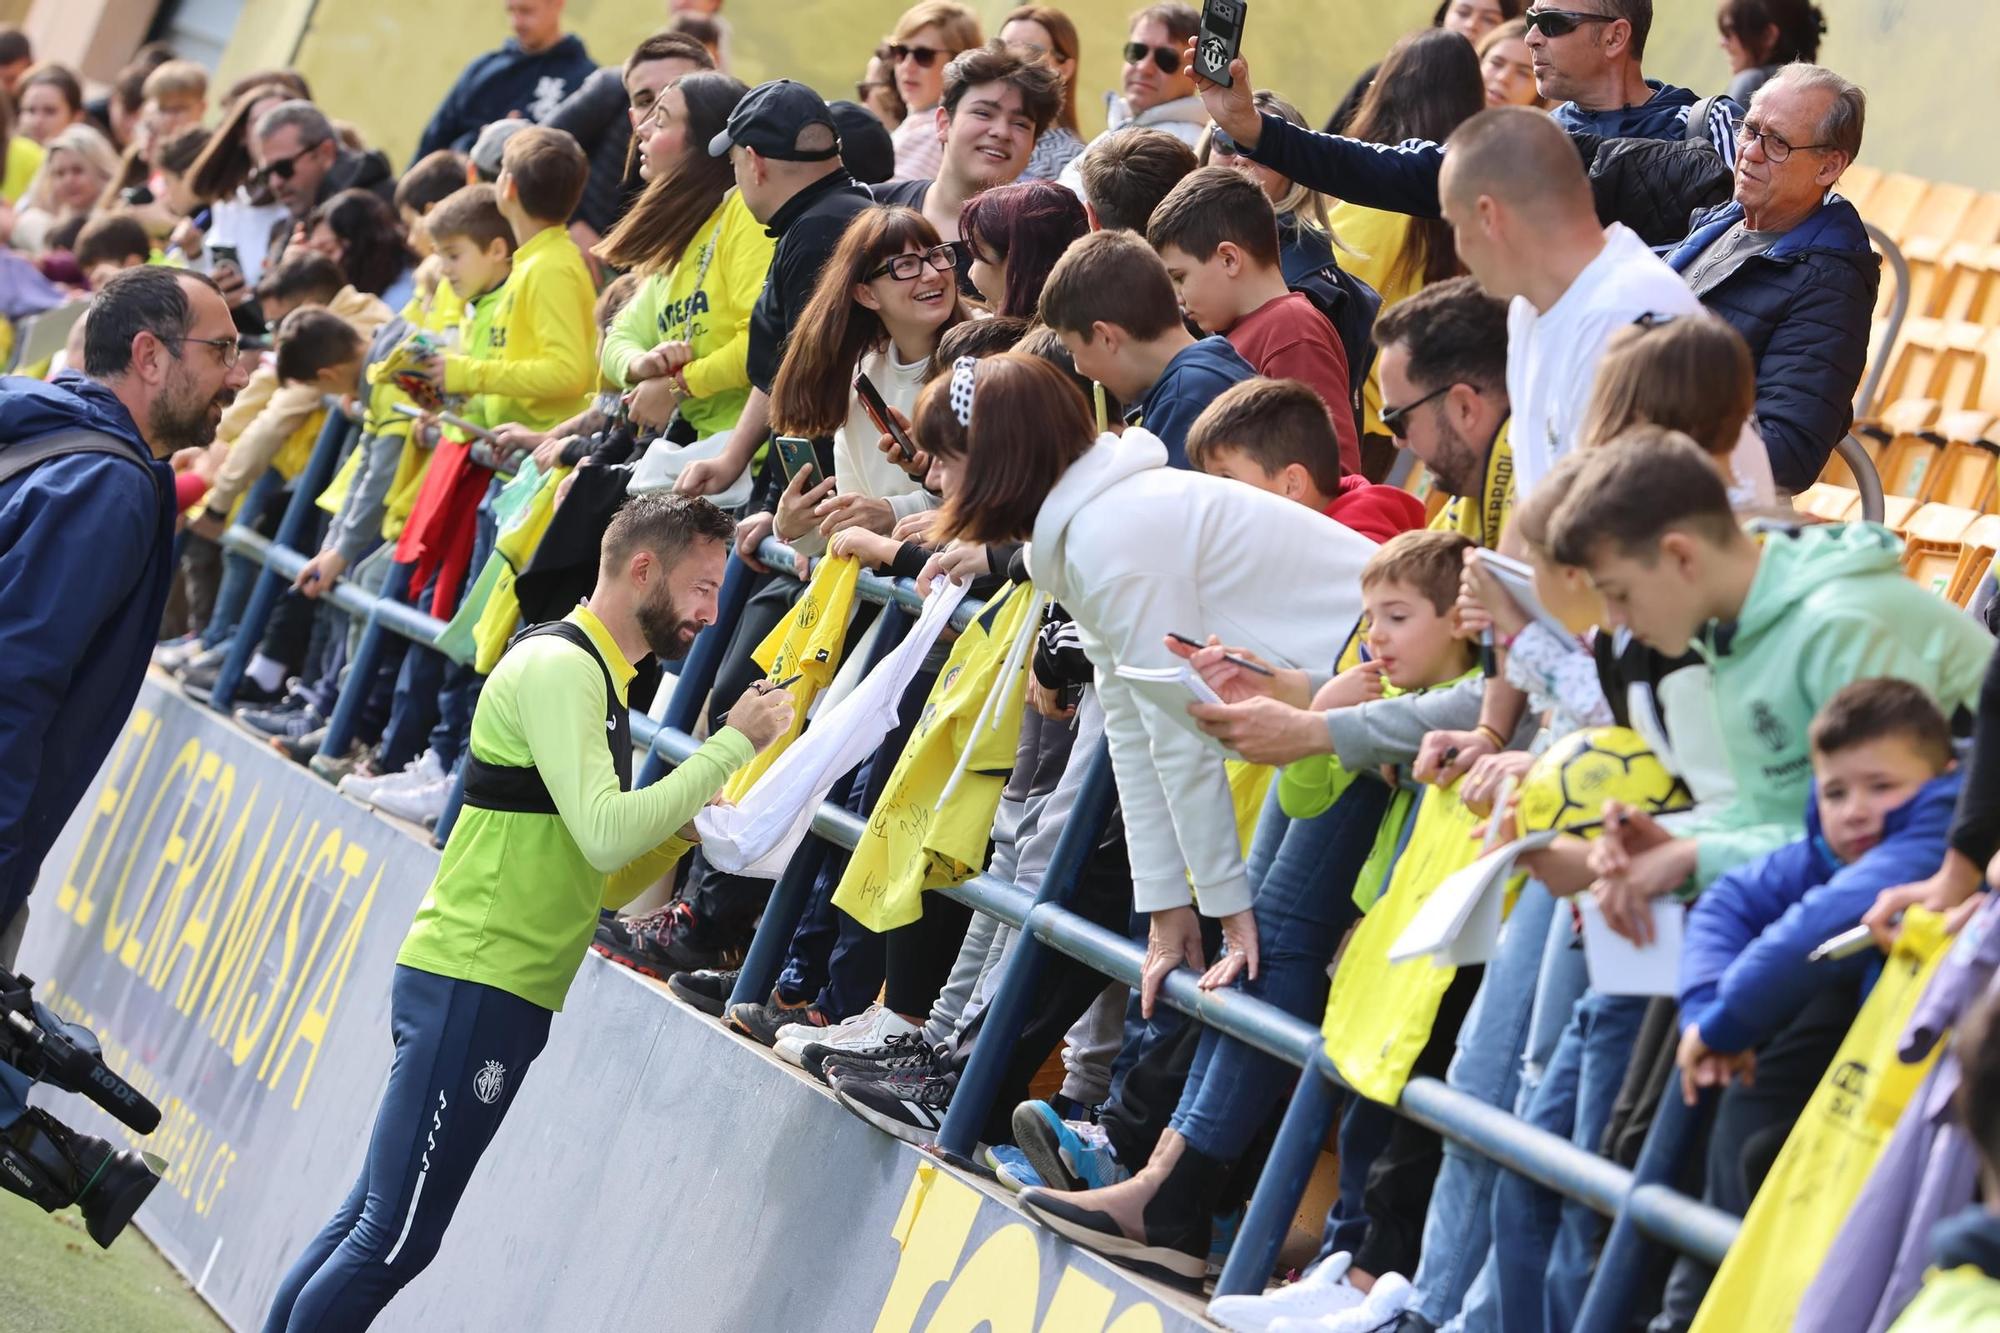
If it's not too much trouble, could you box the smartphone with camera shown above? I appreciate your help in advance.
[773,434,820,486]
[210,243,241,273]
[853,372,920,465]
[1195,0,1247,87]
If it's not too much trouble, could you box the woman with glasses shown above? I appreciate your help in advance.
[999,6,1085,182]
[885,1,984,181]
[1332,31,1484,450]
[1325,0,1523,132]
[1199,92,1337,284]
[855,45,908,131]
[767,205,965,553]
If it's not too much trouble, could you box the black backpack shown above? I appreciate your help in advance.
[1288,260,1382,445]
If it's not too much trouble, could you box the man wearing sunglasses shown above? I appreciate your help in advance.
[1525,2,1738,165]
[241,102,396,335]
[0,268,249,973]
[1057,3,1207,197]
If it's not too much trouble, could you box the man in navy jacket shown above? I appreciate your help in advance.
[0,268,249,960]
[414,0,596,161]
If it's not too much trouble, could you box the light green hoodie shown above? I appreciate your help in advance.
[1683,521,1992,891]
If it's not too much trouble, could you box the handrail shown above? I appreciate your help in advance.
[199,413,1739,1322]
[1858,222,1910,420]
[1837,430,1888,524]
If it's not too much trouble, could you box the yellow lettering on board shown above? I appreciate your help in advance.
[227,820,325,1066]
[163,787,262,1013]
[272,864,383,1110]
[1036,1268,1116,1333]
[875,1165,982,1333]
[120,749,220,971]
[194,1140,234,1216]
[197,809,299,1040]
[103,738,200,957]
[57,706,154,917]
[71,708,162,927]
[139,760,235,985]
[258,839,365,1081]
[1102,1303,1166,1333]
[922,1223,1040,1333]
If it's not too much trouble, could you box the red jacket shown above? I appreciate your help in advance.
[1323,474,1425,544]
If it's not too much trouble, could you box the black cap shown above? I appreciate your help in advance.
[708,80,841,162]
[827,101,895,185]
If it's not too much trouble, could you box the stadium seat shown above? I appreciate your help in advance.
[1921,437,1999,510]
[1948,514,2000,605]
[1861,172,1934,242]
[1795,482,1861,522]
[1836,164,1881,215]
[1901,502,1983,595]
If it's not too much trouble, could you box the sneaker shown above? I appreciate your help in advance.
[310,742,370,783]
[592,904,679,975]
[1208,1205,1243,1276]
[806,1030,936,1085]
[339,749,445,805]
[274,725,330,766]
[1209,1252,1364,1333]
[236,692,322,741]
[665,968,739,1017]
[726,990,830,1047]
[1012,1099,1129,1194]
[775,1003,920,1069]
[185,669,283,709]
[591,901,738,978]
[986,1144,1043,1192]
[153,635,202,673]
[1272,1272,1412,1333]
[370,775,453,826]
[174,644,229,681]
[834,1067,958,1145]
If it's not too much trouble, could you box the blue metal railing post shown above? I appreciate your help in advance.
[934,742,1115,1159]
[1216,1054,1345,1296]
[201,468,286,649]
[210,411,356,710]
[1574,1084,1713,1333]
[432,761,468,846]
[638,552,756,788]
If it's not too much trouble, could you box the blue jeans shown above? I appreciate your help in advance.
[1489,989,1649,1333]
[1170,778,1392,1159]
[263,966,552,1332]
[1403,883,1559,1326]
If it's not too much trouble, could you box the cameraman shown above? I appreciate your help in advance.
[0,267,246,1236]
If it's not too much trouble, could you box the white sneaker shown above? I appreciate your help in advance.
[370,774,453,827]
[1209,1252,1364,1333]
[339,750,444,805]
[1282,1272,1413,1333]
[775,1003,919,1068]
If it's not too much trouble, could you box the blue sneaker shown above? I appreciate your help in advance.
[985,1144,1043,1193]
[1206,1205,1242,1274]
[1011,1099,1130,1193]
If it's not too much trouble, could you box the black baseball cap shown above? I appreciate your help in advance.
[827,101,895,185]
[708,80,841,162]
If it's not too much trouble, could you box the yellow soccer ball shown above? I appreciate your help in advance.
[1516,726,1693,837]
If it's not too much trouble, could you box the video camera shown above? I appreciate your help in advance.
[0,962,164,1247]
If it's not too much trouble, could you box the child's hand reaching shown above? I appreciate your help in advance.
[1676,1022,1756,1105]
[1312,660,1386,710]
[1461,550,1528,638]
[828,526,898,567]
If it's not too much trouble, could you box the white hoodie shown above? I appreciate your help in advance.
[1058,94,1210,197]
[1027,431,1375,917]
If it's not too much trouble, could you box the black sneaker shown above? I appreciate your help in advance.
[236,692,322,740]
[834,1067,958,1145]
[274,725,330,766]
[726,990,831,1047]
[591,904,678,976]
[593,901,740,977]
[665,968,739,1017]
[185,669,282,709]
[805,1030,934,1085]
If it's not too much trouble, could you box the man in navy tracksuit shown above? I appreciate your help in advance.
[0,268,247,1216]
[414,0,597,161]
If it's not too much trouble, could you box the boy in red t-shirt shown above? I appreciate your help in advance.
[1147,166,1361,476]
[1185,376,1421,543]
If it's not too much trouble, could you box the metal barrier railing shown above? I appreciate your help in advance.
[207,423,1740,1328]
[1837,430,1889,524]
[1857,223,1910,420]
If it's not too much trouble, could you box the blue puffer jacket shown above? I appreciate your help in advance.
[1667,197,1881,493]
[0,373,174,926]
[414,33,597,162]
[1678,770,1960,1054]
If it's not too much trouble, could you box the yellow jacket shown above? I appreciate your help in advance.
[202,285,395,515]
[442,224,596,432]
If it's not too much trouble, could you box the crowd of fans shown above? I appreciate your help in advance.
[14,0,2000,1329]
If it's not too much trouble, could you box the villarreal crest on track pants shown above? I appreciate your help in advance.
[263,965,554,1332]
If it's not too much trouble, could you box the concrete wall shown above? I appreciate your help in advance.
[18,682,1207,1332]
[181,0,1995,188]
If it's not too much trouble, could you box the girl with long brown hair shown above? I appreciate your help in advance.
[763,205,964,554]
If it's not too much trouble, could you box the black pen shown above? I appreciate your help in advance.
[1166,631,1276,676]
[757,673,802,692]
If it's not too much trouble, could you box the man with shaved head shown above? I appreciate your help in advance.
[1437,107,1702,495]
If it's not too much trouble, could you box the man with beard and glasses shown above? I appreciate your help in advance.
[0,266,248,969]
[265,491,791,1331]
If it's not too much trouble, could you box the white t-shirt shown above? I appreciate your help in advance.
[789,343,937,555]
[1506,223,1705,495]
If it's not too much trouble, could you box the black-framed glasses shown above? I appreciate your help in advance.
[170,334,243,369]
[1380,383,1454,439]
[889,43,948,67]
[1523,7,1617,38]
[1123,41,1181,74]
[1734,121,1834,164]
[865,244,961,282]
[256,140,325,182]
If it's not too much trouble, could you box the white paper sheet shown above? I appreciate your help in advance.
[1111,662,1230,756]
[1576,897,1686,996]
[1387,828,1561,967]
